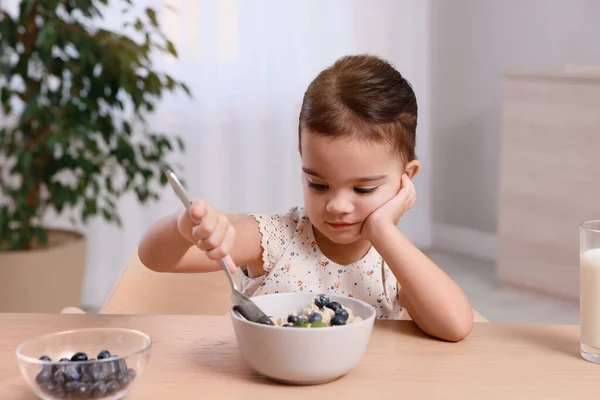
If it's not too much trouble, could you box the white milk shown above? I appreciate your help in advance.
[580,248,600,349]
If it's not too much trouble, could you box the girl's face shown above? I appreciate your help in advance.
[300,131,418,245]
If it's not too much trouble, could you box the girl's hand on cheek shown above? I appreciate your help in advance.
[361,173,416,239]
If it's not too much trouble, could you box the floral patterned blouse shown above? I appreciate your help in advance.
[239,206,404,319]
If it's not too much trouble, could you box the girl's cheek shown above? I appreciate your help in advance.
[362,187,395,211]
[303,192,322,211]
[355,195,381,215]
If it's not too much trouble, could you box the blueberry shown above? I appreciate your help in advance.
[287,314,299,323]
[91,371,103,383]
[106,379,120,394]
[330,315,346,326]
[64,364,82,382]
[53,370,66,387]
[64,381,79,393]
[335,308,349,321]
[36,356,54,384]
[71,352,88,362]
[117,370,133,387]
[41,380,65,396]
[99,360,118,382]
[57,358,70,372]
[91,381,107,397]
[75,382,91,397]
[52,359,67,376]
[308,312,322,323]
[97,350,111,360]
[314,294,330,308]
[87,360,101,376]
[36,370,52,384]
[39,380,57,394]
[116,359,128,373]
[81,372,93,383]
[326,301,342,312]
[35,372,50,385]
[67,382,85,396]
[282,323,293,327]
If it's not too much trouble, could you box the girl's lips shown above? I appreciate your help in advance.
[326,221,356,229]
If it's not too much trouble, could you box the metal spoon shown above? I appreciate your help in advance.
[164,170,273,325]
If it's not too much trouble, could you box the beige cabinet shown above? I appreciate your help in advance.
[497,71,600,300]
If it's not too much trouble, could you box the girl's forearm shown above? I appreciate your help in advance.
[368,223,473,341]
[138,212,194,272]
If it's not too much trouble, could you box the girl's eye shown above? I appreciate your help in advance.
[307,181,328,191]
[354,187,379,194]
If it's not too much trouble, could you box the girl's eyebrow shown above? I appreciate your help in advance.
[302,167,324,178]
[302,167,387,182]
[354,175,387,182]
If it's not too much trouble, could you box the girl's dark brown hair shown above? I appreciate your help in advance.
[298,54,417,162]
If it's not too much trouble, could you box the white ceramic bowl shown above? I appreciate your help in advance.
[230,292,376,385]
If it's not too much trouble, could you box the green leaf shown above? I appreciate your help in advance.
[32,227,48,247]
[176,136,185,151]
[113,213,123,227]
[135,186,149,203]
[0,13,16,47]
[102,209,113,222]
[165,76,175,90]
[159,172,168,185]
[105,176,115,194]
[18,151,33,171]
[21,93,39,121]
[166,40,178,57]
[36,26,56,56]
[145,8,158,28]
[180,83,191,96]
[140,168,153,180]
[83,198,97,222]
[20,0,36,17]
[1,87,12,110]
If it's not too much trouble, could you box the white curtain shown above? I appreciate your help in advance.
[1,0,432,310]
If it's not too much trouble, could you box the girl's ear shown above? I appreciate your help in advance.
[404,160,420,179]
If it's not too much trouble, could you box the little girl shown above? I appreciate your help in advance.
[138,54,473,342]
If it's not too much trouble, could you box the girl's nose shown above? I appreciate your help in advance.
[326,193,354,214]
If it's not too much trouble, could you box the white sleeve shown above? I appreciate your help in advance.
[248,209,298,274]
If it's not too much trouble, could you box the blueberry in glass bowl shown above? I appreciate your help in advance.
[16,327,152,399]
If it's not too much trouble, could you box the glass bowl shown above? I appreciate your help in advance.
[16,327,152,400]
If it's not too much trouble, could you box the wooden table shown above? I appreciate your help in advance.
[0,314,597,399]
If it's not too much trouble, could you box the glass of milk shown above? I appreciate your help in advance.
[580,220,600,363]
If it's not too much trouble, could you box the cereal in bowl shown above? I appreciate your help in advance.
[270,294,362,328]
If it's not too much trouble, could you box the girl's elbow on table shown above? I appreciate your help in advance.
[444,308,474,342]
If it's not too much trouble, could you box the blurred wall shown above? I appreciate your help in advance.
[430,0,600,260]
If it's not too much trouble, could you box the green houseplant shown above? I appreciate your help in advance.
[0,0,190,311]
